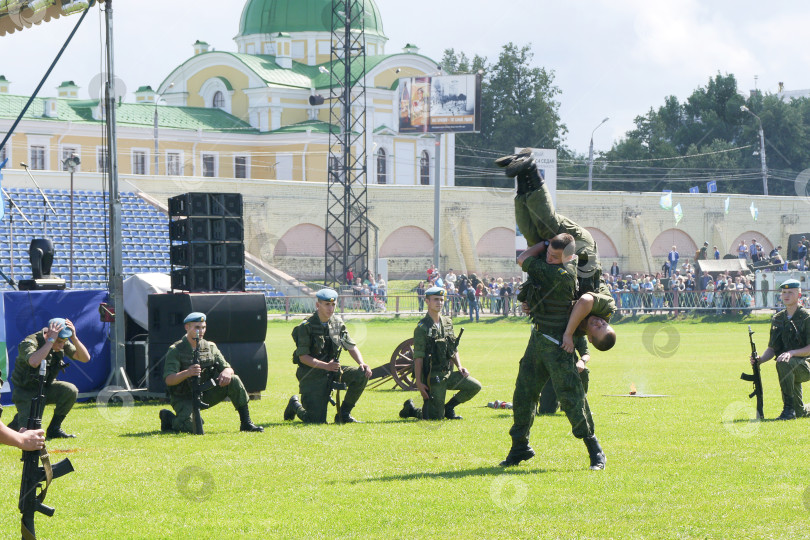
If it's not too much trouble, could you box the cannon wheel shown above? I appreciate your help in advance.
[389,338,417,391]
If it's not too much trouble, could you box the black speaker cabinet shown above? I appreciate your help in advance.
[125,340,148,388]
[169,193,243,218]
[148,292,267,344]
[171,268,213,292]
[213,243,245,266]
[170,218,212,242]
[211,218,244,242]
[171,243,213,266]
[210,193,243,217]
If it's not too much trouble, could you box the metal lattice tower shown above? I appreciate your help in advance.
[324,0,368,287]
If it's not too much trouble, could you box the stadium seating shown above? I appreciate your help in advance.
[0,188,282,297]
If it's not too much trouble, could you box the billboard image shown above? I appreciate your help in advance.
[398,74,481,134]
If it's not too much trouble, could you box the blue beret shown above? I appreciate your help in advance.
[48,318,73,339]
[184,312,206,324]
[780,279,801,290]
[316,288,339,302]
[425,286,446,297]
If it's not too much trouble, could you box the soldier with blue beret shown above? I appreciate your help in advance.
[285,288,372,423]
[8,318,91,439]
[399,286,481,421]
[750,278,810,419]
[160,312,264,433]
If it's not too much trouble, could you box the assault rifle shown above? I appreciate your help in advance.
[421,328,464,401]
[325,345,347,423]
[740,325,764,420]
[190,332,216,435]
[19,360,74,539]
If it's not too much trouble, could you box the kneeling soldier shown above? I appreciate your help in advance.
[285,289,372,424]
[750,279,810,420]
[160,312,263,433]
[399,287,481,420]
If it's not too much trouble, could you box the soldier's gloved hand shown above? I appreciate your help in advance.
[323,360,341,372]
[186,364,202,378]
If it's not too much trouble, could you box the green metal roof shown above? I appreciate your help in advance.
[268,119,335,134]
[238,0,385,39]
[0,94,257,133]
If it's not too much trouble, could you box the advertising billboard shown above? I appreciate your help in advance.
[398,74,481,134]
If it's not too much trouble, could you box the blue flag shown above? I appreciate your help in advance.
[689,186,699,194]
[707,180,717,193]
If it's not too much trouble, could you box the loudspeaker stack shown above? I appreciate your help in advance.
[168,192,245,292]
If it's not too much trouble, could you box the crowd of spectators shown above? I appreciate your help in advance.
[421,266,524,320]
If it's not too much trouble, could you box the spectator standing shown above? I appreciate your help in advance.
[346,268,354,285]
[750,239,759,263]
[714,246,720,260]
[738,241,748,259]
[416,281,426,312]
[610,262,620,278]
[798,241,807,272]
[699,242,709,260]
[668,246,680,275]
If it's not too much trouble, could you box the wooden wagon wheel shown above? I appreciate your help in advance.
[389,338,417,391]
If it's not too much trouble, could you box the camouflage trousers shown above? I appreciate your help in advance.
[413,370,482,420]
[13,380,78,427]
[515,183,602,291]
[295,364,368,423]
[775,356,810,415]
[170,374,250,433]
[509,330,594,447]
[538,367,590,414]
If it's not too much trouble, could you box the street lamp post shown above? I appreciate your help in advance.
[740,105,768,196]
[153,82,174,175]
[587,117,609,191]
[63,153,80,288]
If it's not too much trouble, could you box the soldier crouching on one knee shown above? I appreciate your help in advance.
[8,318,90,439]
[160,312,263,433]
[284,288,372,424]
[750,279,810,420]
[399,286,481,421]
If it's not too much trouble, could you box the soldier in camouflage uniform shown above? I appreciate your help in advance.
[284,289,372,424]
[750,279,810,420]
[500,234,606,470]
[160,312,263,433]
[9,318,90,439]
[399,287,481,421]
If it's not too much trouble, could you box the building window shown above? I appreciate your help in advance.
[202,154,216,177]
[234,156,248,179]
[376,148,387,184]
[61,147,79,171]
[30,146,46,170]
[167,152,182,176]
[97,147,109,173]
[419,151,430,185]
[213,91,225,108]
[132,150,147,175]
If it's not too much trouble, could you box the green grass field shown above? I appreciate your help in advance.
[1,315,808,539]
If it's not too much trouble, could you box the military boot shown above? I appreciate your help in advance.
[335,406,363,424]
[499,445,536,467]
[46,414,76,439]
[238,406,264,432]
[6,413,19,432]
[494,148,532,169]
[399,399,419,419]
[159,409,176,432]
[284,395,302,421]
[583,435,606,470]
[444,396,463,420]
[776,408,796,420]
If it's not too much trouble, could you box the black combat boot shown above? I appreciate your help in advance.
[238,406,264,432]
[335,405,362,424]
[776,408,796,420]
[284,395,301,421]
[499,445,536,467]
[6,413,19,432]
[46,414,76,439]
[159,409,176,432]
[494,148,532,169]
[399,399,418,419]
[444,396,463,420]
[583,435,606,470]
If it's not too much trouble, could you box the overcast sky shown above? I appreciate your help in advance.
[2,0,809,156]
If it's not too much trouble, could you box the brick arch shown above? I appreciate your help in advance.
[275,223,335,257]
[585,227,618,258]
[729,231,774,256]
[476,227,515,257]
[650,229,697,258]
[380,226,433,257]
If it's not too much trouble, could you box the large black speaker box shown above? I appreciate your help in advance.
[170,268,245,293]
[148,292,267,344]
[147,341,267,395]
[169,193,243,217]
